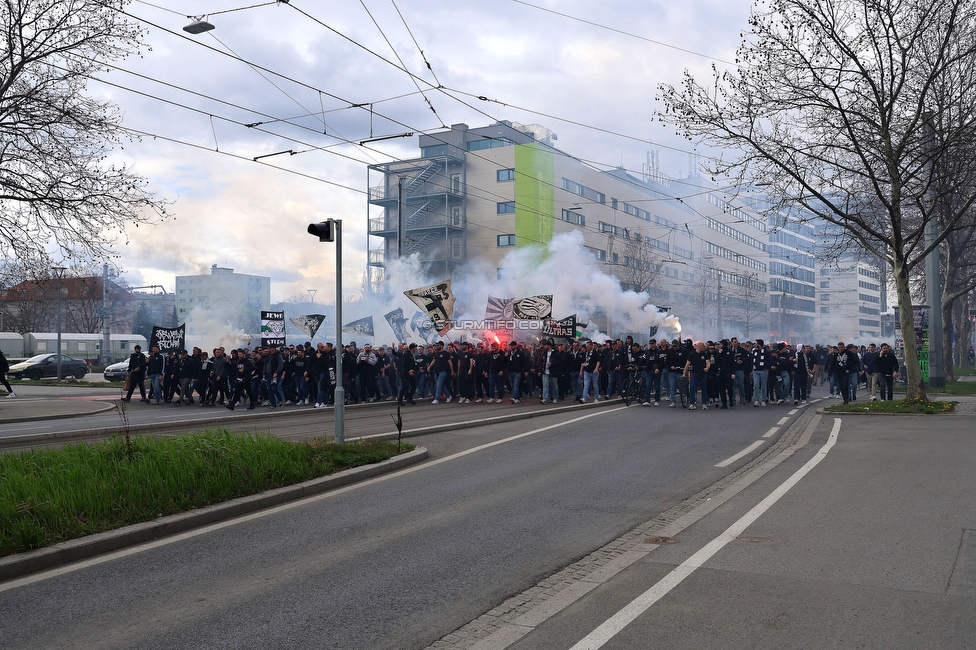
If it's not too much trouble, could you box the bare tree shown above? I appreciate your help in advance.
[659,0,976,399]
[730,271,768,339]
[0,0,168,266]
[620,232,664,300]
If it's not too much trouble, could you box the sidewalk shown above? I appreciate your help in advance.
[427,405,976,649]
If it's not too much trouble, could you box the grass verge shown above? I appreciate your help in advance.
[0,431,414,557]
[824,399,956,414]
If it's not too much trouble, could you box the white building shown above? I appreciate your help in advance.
[817,257,883,342]
[175,265,271,335]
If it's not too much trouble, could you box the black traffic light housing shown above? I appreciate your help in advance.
[307,220,335,242]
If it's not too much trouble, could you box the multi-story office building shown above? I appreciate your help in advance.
[817,256,884,342]
[366,121,771,341]
[175,265,271,335]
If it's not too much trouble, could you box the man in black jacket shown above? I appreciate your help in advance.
[175,349,199,405]
[876,343,899,401]
[147,345,165,404]
[124,344,149,403]
[397,342,418,405]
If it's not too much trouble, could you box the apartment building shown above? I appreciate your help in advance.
[175,265,271,335]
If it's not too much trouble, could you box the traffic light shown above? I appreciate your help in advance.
[307,220,335,242]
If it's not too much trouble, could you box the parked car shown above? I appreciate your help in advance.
[103,360,129,382]
[6,353,88,381]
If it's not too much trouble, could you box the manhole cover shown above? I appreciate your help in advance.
[644,535,678,545]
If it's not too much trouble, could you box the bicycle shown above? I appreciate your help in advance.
[678,374,690,409]
[620,366,646,407]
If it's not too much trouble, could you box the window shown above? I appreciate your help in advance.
[821,307,830,314]
[599,222,629,238]
[821,294,829,301]
[451,173,462,193]
[664,267,679,279]
[451,207,462,226]
[581,245,606,261]
[705,217,766,251]
[468,137,513,151]
[497,201,515,214]
[560,209,585,226]
[859,280,880,291]
[496,168,515,182]
[451,238,463,259]
[562,178,606,204]
[497,234,516,247]
[621,202,651,221]
[820,281,830,288]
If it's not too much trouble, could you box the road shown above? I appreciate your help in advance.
[0,393,810,649]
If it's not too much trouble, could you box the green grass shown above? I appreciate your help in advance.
[952,366,976,377]
[824,399,956,414]
[0,431,414,557]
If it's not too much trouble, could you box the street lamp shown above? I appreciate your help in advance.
[307,219,344,444]
[52,266,67,381]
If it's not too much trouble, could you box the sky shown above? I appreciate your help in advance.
[95,0,754,303]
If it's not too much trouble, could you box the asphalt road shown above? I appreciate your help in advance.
[0,396,808,649]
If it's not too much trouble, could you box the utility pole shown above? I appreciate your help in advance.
[102,263,111,365]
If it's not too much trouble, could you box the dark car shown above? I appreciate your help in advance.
[7,354,88,380]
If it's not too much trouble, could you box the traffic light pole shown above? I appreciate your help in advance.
[307,218,344,443]
[333,220,345,443]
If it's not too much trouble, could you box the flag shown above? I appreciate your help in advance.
[410,311,437,343]
[290,314,325,339]
[384,308,409,344]
[342,316,374,337]
[404,280,456,335]
[544,315,577,338]
[149,324,185,353]
[261,310,286,347]
[485,295,515,321]
[512,294,553,320]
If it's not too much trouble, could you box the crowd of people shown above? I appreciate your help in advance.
[118,336,902,411]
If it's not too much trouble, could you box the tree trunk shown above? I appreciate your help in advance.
[894,259,927,400]
[943,293,956,383]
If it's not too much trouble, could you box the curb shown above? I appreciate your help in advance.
[0,397,612,449]
[0,401,117,424]
[0,446,428,582]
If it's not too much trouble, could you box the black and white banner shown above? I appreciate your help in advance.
[404,280,456,336]
[384,308,409,344]
[261,310,286,347]
[512,294,553,320]
[149,324,185,353]
[289,314,325,339]
[543,315,577,338]
[342,316,375,338]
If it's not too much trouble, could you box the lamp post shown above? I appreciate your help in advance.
[52,266,67,381]
[307,219,344,444]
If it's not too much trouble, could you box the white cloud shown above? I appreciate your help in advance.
[97,0,753,301]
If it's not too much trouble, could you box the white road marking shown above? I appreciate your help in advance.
[714,440,765,468]
[762,427,779,439]
[777,417,790,425]
[788,409,798,415]
[0,407,625,592]
[570,418,842,650]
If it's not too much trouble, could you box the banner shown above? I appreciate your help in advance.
[384,308,409,344]
[485,295,515,321]
[149,324,185,353]
[512,294,553,320]
[289,314,325,339]
[342,316,374,338]
[410,310,437,344]
[404,280,456,335]
[544,315,577,338]
[261,311,286,347]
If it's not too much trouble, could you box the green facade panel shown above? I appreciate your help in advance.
[514,143,554,247]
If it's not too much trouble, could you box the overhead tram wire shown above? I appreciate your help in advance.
[509,0,736,66]
[118,4,737,202]
[357,0,447,129]
[113,7,760,243]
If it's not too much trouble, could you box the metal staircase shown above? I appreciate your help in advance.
[404,161,441,195]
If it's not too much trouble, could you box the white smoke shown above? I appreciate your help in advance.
[358,230,680,344]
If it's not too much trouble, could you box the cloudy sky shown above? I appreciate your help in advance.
[98,0,752,302]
